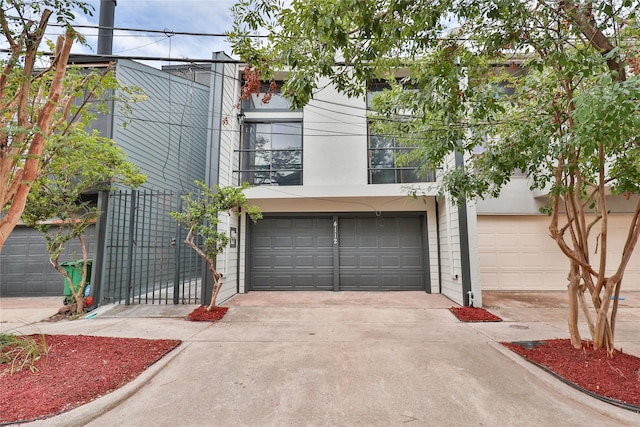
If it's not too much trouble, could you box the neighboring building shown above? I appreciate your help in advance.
[476,179,640,292]
[0,57,213,300]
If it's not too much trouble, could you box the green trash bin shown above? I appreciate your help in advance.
[60,260,92,304]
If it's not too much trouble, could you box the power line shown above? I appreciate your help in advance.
[46,21,268,38]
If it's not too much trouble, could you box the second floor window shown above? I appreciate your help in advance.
[237,122,303,186]
[368,131,432,184]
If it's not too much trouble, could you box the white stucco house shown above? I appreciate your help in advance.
[207,63,477,307]
[207,60,640,308]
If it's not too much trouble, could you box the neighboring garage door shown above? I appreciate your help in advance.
[478,215,640,291]
[0,225,97,297]
[249,215,427,291]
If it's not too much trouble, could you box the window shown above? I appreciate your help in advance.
[366,80,431,184]
[240,82,301,111]
[237,122,303,186]
[368,131,428,184]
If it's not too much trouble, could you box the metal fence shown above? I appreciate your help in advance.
[101,190,203,305]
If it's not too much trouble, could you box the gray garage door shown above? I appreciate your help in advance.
[249,215,426,291]
[250,217,334,290]
[0,225,97,297]
[339,217,425,291]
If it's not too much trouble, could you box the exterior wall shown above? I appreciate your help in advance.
[214,60,243,304]
[97,60,211,304]
[223,65,442,296]
[476,177,547,215]
[303,77,368,186]
[113,59,210,192]
[438,194,463,304]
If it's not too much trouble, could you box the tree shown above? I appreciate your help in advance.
[230,0,640,353]
[0,0,98,250]
[171,182,262,311]
[21,128,146,314]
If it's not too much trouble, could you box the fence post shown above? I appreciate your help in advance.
[125,190,137,305]
[173,195,182,304]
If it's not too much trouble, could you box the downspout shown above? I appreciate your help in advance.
[434,197,443,295]
[201,53,226,305]
[236,210,244,294]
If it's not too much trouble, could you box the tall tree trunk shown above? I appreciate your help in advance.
[0,30,76,251]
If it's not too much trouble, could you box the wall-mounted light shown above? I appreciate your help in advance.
[237,112,245,125]
[229,226,237,248]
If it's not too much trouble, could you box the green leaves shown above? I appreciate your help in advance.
[229,0,640,206]
[171,182,262,260]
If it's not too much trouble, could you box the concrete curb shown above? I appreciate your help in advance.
[24,342,191,427]
[488,341,640,425]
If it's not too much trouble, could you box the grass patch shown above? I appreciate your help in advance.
[0,333,48,374]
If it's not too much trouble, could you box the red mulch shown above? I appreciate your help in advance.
[503,339,640,407]
[187,306,229,322]
[0,335,181,424]
[450,306,502,322]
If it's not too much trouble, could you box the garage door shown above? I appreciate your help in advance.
[339,217,425,290]
[0,225,97,297]
[249,215,426,291]
[478,215,640,291]
[250,217,334,290]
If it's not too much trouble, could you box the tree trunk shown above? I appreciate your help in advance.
[567,262,582,348]
[206,268,222,312]
[0,30,76,251]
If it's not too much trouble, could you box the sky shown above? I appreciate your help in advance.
[66,0,239,67]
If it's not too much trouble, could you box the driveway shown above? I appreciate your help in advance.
[9,291,640,426]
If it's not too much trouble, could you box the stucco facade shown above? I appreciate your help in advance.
[210,67,478,306]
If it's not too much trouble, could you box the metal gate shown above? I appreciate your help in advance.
[101,190,203,305]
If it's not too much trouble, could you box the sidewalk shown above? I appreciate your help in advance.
[2,291,640,426]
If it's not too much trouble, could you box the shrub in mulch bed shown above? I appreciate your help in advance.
[450,306,502,322]
[187,306,229,322]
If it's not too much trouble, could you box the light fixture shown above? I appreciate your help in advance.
[237,112,245,125]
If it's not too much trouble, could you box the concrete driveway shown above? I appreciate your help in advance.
[3,292,640,426]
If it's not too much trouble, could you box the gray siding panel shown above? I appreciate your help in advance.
[113,60,209,192]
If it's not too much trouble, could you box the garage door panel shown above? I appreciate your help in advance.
[359,236,378,248]
[273,255,294,267]
[402,236,422,248]
[380,236,399,248]
[317,256,333,267]
[274,236,293,247]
